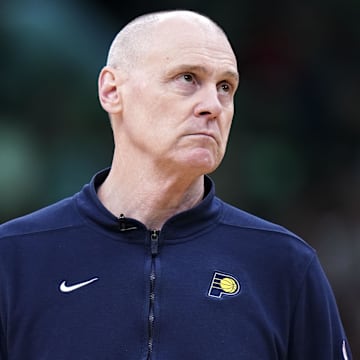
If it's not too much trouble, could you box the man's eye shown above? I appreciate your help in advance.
[182,74,194,82]
[219,82,232,93]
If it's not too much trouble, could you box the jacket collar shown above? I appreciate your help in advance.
[75,168,222,241]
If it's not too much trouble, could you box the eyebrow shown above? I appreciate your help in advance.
[171,64,240,85]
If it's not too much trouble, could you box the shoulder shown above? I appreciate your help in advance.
[219,199,296,234]
[0,195,82,240]
[216,198,315,258]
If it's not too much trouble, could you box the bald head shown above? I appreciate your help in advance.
[98,8,238,180]
[106,10,230,71]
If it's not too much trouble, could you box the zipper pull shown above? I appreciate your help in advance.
[118,214,137,232]
[150,230,159,256]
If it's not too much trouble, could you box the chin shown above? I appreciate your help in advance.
[180,150,222,175]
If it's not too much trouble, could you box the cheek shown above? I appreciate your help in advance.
[123,85,158,121]
[220,113,234,142]
[133,83,173,116]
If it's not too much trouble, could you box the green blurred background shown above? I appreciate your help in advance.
[1,0,359,355]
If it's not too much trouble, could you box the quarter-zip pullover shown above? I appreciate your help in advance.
[0,169,352,359]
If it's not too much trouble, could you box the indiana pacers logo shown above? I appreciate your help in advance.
[208,272,240,299]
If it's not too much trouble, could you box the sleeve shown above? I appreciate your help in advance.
[0,304,6,359]
[0,248,7,360]
[0,325,5,360]
[288,254,352,359]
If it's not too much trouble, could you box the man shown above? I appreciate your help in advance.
[0,10,352,359]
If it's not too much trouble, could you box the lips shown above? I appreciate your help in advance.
[199,133,218,146]
[188,132,217,142]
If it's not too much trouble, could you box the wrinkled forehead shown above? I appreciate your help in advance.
[147,16,237,64]
[107,12,237,71]
[154,15,231,49]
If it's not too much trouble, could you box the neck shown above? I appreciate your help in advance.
[97,162,205,230]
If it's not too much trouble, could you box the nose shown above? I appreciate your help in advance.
[194,86,222,119]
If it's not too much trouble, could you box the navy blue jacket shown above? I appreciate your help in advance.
[0,169,352,359]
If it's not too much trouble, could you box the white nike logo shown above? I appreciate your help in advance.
[59,277,99,293]
[342,340,349,360]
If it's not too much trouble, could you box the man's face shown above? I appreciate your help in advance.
[117,17,239,176]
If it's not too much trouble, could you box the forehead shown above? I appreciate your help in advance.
[143,17,238,74]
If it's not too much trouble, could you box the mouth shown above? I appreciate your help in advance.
[188,132,217,142]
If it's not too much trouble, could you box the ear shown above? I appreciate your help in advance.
[98,66,123,114]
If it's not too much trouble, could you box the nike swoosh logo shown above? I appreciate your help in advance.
[342,340,349,360]
[59,277,99,293]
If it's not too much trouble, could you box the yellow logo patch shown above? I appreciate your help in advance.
[208,272,240,298]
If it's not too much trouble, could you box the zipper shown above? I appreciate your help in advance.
[147,229,159,360]
[118,214,138,232]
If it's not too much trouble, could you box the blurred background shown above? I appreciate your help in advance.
[1,0,359,355]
